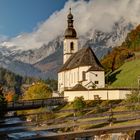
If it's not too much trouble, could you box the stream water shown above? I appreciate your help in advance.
[0,116,56,140]
[0,114,134,140]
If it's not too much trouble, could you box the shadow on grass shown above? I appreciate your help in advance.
[107,70,121,84]
[86,122,109,129]
[53,103,68,111]
[135,130,140,140]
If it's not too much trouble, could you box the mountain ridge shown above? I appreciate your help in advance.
[0,19,135,79]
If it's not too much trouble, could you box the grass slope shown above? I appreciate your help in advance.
[110,58,140,88]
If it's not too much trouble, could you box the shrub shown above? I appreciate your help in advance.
[73,96,86,111]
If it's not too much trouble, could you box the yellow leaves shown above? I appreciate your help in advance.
[23,82,52,100]
[21,82,53,122]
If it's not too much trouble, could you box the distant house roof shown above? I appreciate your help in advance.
[59,47,104,72]
[68,84,88,91]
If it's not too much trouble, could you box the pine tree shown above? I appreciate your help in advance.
[0,85,7,119]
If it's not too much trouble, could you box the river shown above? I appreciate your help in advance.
[0,115,57,140]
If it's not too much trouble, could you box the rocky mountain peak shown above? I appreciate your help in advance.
[0,19,135,79]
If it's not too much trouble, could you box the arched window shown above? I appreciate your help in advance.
[70,42,74,51]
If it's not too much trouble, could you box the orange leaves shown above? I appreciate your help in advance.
[101,24,140,72]
[101,47,134,72]
[5,91,14,102]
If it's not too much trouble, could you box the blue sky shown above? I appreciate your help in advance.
[2,0,140,51]
[0,0,67,37]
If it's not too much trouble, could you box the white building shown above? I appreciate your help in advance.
[57,9,132,101]
[58,9,105,94]
[64,88,132,101]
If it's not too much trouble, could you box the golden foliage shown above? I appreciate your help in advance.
[22,82,52,100]
[20,82,53,122]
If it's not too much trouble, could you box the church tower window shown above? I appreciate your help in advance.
[70,42,74,51]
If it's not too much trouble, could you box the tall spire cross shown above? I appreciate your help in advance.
[69,7,71,14]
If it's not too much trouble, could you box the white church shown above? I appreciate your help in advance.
[58,9,132,101]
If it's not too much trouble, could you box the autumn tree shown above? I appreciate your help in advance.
[5,91,15,102]
[101,47,134,73]
[20,82,53,122]
[23,82,52,100]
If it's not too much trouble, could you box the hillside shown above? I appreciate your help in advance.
[109,56,140,88]
[101,24,140,87]
[101,24,140,73]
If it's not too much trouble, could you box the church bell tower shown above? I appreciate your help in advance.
[63,8,78,64]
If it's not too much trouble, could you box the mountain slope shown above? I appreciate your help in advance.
[109,56,140,88]
[101,24,140,73]
[34,47,63,79]
[0,19,134,79]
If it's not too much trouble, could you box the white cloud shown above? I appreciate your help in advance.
[0,35,8,42]
[2,0,140,50]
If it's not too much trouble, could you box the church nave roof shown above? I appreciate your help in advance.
[59,47,104,72]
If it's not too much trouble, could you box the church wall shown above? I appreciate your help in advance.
[86,71,105,88]
[58,67,91,93]
[58,67,105,93]
[64,71,69,88]
[119,90,131,99]
[58,72,65,93]
[78,66,90,82]
[81,70,105,88]
[64,67,89,88]
[64,68,78,88]
[65,91,89,101]
[58,68,79,93]
[64,39,78,54]
[64,89,132,101]
[64,54,71,64]
[69,68,79,87]
[63,38,78,63]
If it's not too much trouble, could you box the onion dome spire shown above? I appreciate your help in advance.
[67,8,73,27]
[64,8,77,38]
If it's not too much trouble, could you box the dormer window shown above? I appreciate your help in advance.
[70,42,74,51]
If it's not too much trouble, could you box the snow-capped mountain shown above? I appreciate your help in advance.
[0,36,63,64]
[79,19,133,58]
[0,19,134,79]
